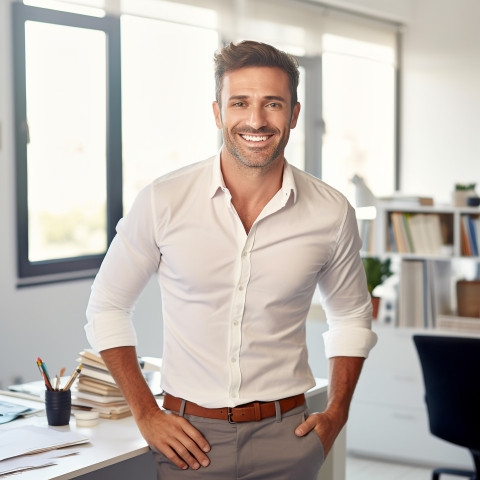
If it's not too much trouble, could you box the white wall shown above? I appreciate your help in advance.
[1,0,478,388]
[401,0,480,203]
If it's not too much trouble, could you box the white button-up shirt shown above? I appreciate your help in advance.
[85,153,377,408]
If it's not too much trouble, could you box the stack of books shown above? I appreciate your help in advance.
[72,350,163,420]
[388,212,446,255]
[73,350,132,419]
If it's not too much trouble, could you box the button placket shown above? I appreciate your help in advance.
[227,226,256,401]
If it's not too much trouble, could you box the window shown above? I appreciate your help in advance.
[321,35,396,205]
[13,3,122,280]
[121,15,219,212]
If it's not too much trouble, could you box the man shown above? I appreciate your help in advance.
[86,40,377,479]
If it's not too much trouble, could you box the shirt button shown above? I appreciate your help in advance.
[233,321,239,326]
[238,285,244,291]
[231,357,236,363]
[242,251,248,257]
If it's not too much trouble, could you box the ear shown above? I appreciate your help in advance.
[289,102,301,129]
[212,101,222,130]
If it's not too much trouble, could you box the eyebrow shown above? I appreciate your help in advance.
[228,95,287,103]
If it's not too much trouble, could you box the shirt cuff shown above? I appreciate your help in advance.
[85,312,138,352]
[322,327,378,358]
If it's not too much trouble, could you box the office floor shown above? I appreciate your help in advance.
[346,454,464,480]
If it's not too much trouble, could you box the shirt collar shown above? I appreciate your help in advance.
[209,149,226,198]
[209,147,298,204]
[281,159,298,205]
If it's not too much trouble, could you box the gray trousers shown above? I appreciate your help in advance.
[151,404,324,480]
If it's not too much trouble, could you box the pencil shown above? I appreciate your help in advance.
[62,364,82,391]
[36,358,53,391]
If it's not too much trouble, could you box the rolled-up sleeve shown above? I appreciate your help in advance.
[85,185,160,352]
[318,202,377,358]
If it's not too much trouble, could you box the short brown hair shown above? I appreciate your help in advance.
[214,40,300,109]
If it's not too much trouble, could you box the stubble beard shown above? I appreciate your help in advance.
[223,126,290,171]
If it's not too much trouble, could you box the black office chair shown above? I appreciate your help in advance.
[413,335,480,480]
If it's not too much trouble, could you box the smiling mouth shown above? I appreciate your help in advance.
[240,134,272,142]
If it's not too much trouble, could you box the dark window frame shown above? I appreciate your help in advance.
[12,3,122,280]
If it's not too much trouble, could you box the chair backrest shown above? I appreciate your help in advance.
[413,334,480,451]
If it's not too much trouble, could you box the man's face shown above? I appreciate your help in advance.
[213,66,300,170]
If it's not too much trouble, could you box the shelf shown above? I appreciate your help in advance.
[365,203,480,260]
[360,203,480,330]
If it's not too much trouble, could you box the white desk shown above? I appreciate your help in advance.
[1,379,345,480]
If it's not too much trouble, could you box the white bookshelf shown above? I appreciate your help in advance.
[348,202,480,467]
[359,202,480,329]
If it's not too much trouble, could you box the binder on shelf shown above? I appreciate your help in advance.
[467,216,479,256]
[398,259,452,329]
[398,259,425,327]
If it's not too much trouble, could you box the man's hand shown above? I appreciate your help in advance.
[99,347,211,470]
[295,356,365,456]
[294,410,339,456]
[138,407,211,470]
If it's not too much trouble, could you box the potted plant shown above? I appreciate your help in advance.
[453,183,477,207]
[362,257,393,318]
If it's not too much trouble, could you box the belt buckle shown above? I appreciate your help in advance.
[227,407,236,424]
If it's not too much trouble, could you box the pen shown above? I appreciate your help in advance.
[62,364,82,391]
[36,358,53,391]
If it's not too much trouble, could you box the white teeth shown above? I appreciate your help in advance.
[242,135,269,142]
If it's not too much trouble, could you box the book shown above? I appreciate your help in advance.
[390,213,410,253]
[460,215,473,256]
[72,398,131,420]
[80,364,117,386]
[73,390,125,405]
[467,216,479,256]
[398,259,425,327]
[77,377,122,396]
[402,214,415,253]
[423,214,444,255]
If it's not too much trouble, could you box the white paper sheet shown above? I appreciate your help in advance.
[0,425,88,461]
[0,448,79,476]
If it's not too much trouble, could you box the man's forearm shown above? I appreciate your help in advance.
[99,346,160,422]
[295,355,364,456]
[326,356,364,429]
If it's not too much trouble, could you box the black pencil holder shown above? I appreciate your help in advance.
[45,389,72,426]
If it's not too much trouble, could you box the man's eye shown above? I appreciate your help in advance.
[267,103,281,108]
[233,102,245,107]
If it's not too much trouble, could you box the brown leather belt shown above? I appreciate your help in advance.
[163,393,305,423]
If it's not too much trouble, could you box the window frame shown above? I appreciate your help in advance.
[12,3,122,280]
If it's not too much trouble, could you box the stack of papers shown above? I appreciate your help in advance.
[74,350,132,420]
[0,425,89,476]
[73,349,162,420]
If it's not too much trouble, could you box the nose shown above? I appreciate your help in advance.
[247,105,267,130]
